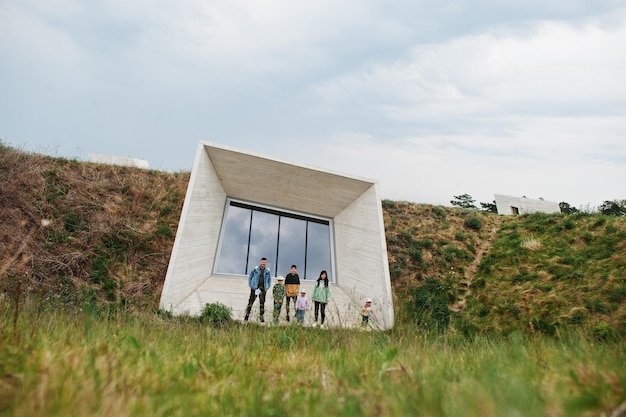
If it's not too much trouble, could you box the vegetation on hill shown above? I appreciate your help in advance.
[1,144,625,337]
[0,143,188,310]
[2,145,625,416]
[463,213,626,337]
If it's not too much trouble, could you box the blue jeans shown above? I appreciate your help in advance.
[296,309,305,324]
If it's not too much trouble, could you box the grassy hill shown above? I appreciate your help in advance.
[2,145,625,417]
[1,144,625,337]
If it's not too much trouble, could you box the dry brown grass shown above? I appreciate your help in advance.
[3,146,624,337]
[520,236,543,251]
[0,146,189,310]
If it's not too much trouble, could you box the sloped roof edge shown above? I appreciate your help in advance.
[201,141,377,218]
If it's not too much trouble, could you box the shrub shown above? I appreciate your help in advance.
[510,271,538,283]
[408,247,423,263]
[160,205,174,216]
[592,322,619,342]
[444,245,471,262]
[415,238,434,249]
[398,232,413,244]
[563,219,575,230]
[157,225,173,238]
[570,310,585,324]
[156,308,174,319]
[381,199,395,210]
[408,277,454,331]
[584,299,607,314]
[464,216,482,231]
[200,302,233,327]
[432,206,446,218]
[390,265,403,281]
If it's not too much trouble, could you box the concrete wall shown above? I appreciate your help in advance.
[159,142,394,329]
[494,194,560,215]
[159,144,226,310]
[88,152,149,169]
[333,185,393,328]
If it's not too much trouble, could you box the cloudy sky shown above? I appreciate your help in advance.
[1,1,624,209]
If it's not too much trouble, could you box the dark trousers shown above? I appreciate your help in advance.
[314,301,326,324]
[285,296,297,315]
[245,288,266,319]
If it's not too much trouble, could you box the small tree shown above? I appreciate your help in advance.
[559,202,578,214]
[450,194,477,209]
[599,200,626,216]
[480,200,497,213]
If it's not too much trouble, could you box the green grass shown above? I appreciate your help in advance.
[2,146,626,415]
[464,213,626,336]
[1,301,624,417]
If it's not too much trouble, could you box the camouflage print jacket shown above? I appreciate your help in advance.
[273,284,286,302]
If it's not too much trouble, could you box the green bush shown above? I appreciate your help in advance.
[592,322,619,342]
[390,265,403,281]
[432,206,446,218]
[563,219,575,230]
[200,302,233,327]
[408,247,423,263]
[408,278,453,332]
[443,245,471,262]
[464,216,482,231]
[381,199,395,210]
[156,225,173,238]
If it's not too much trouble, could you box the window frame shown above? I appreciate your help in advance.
[213,198,336,282]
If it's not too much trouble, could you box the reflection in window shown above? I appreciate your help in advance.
[216,200,333,281]
[305,222,332,281]
[277,217,306,279]
[248,210,279,272]
[215,205,251,275]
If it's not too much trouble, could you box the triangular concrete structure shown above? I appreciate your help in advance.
[160,142,394,329]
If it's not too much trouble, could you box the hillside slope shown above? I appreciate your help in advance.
[463,213,626,335]
[0,145,188,308]
[1,146,624,336]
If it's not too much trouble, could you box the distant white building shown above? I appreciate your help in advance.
[88,152,149,169]
[159,142,394,329]
[494,194,560,215]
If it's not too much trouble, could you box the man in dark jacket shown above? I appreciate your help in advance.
[284,264,300,322]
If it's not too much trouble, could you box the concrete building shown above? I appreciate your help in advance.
[494,194,560,215]
[89,152,149,169]
[159,142,394,329]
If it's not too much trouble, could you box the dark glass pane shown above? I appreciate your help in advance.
[276,216,306,277]
[247,210,279,275]
[216,205,251,275]
[305,222,332,281]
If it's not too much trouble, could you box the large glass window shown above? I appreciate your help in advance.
[215,200,334,281]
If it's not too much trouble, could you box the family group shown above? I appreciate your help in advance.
[243,257,373,327]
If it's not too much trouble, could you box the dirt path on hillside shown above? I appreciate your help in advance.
[450,218,501,312]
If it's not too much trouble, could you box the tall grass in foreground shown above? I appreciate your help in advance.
[0,301,624,417]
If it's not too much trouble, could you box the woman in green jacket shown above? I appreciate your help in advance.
[312,270,331,328]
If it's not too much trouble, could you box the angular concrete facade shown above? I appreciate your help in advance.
[494,194,560,215]
[159,142,394,329]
